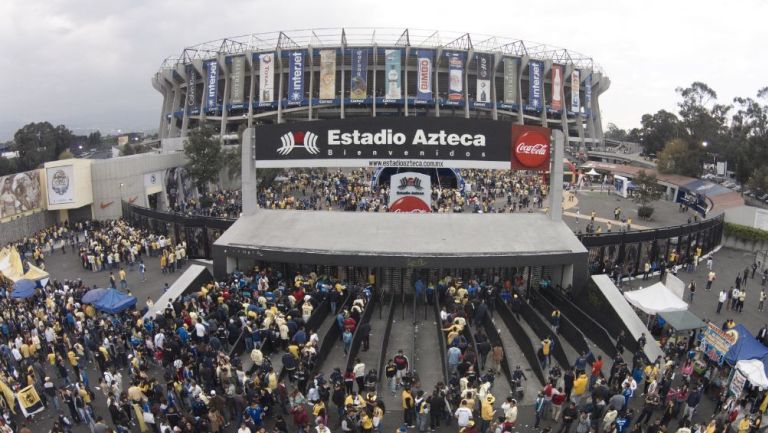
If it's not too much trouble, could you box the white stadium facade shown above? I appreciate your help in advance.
[152,28,609,149]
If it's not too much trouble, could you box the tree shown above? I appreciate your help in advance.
[675,82,730,150]
[657,138,703,177]
[604,123,628,141]
[184,126,223,191]
[637,110,686,155]
[222,145,242,181]
[633,170,664,218]
[13,122,74,171]
[86,131,102,149]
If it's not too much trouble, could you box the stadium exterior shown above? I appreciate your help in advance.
[152,28,609,149]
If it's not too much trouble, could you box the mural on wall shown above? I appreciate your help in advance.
[0,170,42,219]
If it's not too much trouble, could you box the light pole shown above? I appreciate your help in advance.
[119,183,124,202]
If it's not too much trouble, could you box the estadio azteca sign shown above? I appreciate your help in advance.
[252,117,551,170]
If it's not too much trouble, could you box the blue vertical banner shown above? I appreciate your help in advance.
[185,65,197,113]
[476,53,491,104]
[287,50,305,105]
[415,50,434,102]
[446,52,464,104]
[528,60,543,111]
[205,60,218,110]
[584,72,593,115]
[349,48,368,100]
[384,49,402,100]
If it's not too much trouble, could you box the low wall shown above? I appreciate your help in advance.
[722,235,768,253]
[0,211,57,246]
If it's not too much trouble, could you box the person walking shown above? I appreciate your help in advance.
[138,260,146,282]
[557,402,578,433]
[760,289,766,312]
[687,280,696,303]
[717,289,727,314]
[706,271,716,291]
[534,392,546,428]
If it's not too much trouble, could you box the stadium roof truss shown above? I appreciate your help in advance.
[159,27,602,73]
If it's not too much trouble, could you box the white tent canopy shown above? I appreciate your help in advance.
[736,359,768,389]
[586,168,600,176]
[624,282,689,314]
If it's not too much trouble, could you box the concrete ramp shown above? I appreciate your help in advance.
[143,264,212,319]
[590,275,665,363]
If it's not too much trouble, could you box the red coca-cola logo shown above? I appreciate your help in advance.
[389,196,431,213]
[514,131,550,168]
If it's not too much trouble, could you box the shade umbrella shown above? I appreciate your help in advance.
[11,279,37,299]
[81,288,108,304]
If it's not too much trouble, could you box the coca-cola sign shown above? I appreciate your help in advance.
[511,125,551,170]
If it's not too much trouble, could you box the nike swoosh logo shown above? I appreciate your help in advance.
[128,196,138,204]
[99,201,114,209]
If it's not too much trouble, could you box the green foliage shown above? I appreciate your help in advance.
[13,122,74,171]
[724,222,768,243]
[637,110,685,155]
[58,150,74,160]
[633,170,664,207]
[184,126,223,191]
[638,206,654,218]
[657,138,703,177]
[222,145,242,181]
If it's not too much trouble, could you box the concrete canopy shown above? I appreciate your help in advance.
[213,209,587,269]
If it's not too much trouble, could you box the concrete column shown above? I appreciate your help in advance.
[220,55,231,139]
[277,49,284,123]
[549,130,565,222]
[180,67,191,137]
[518,55,528,125]
[372,45,377,117]
[541,60,551,128]
[241,128,258,215]
[169,83,181,138]
[463,48,471,119]
[491,53,500,121]
[404,47,409,117]
[157,84,170,139]
[308,45,314,120]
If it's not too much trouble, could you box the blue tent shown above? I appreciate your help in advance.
[81,288,108,304]
[725,325,768,366]
[11,279,37,299]
[93,288,137,314]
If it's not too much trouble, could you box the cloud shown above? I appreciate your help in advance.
[0,0,765,139]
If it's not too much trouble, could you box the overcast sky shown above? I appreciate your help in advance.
[0,0,765,140]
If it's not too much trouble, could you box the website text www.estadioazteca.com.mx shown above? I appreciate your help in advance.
[368,160,445,168]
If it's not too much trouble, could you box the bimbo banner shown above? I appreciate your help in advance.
[349,48,368,100]
[503,58,518,104]
[550,64,564,111]
[571,70,580,113]
[415,50,433,102]
[252,117,517,169]
[230,56,245,105]
[259,53,275,103]
[319,50,336,101]
[205,60,218,110]
[528,61,543,111]
[287,50,305,105]
[446,52,464,103]
[384,50,402,99]
[476,53,491,104]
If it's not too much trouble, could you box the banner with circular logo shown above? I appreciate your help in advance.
[511,125,551,171]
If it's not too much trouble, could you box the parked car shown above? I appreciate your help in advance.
[759,193,768,201]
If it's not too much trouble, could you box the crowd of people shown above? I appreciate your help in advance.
[170,190,243,219]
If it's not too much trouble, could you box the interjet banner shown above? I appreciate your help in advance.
[252,117,513,169]
[446,52,464,103]
[349,48,368,100]
[205,60,218,109]
[476,53,491,104]
[571,70,580,113]
[384,49,402,99]
[259,53,275,103]
[415,50,433,102]
[550,64,564,111]
[230,56,245,105]
[287,50,305,104]
[528,60,543,111]
[584,72,592,115]
[319,50,336,100]
[185,66,197,112]
[503,58,518,104]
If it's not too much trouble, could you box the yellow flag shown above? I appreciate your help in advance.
[0,380,14,414]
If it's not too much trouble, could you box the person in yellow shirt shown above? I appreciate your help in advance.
[360,411,374,433]
[738,416,751,433]
[119,268,127,289]
[481,394,496,433]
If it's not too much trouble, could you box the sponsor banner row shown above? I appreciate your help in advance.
[187,53,591,111]
[253,117,551,170]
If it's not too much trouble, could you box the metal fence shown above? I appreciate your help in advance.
[578,214,724,276]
